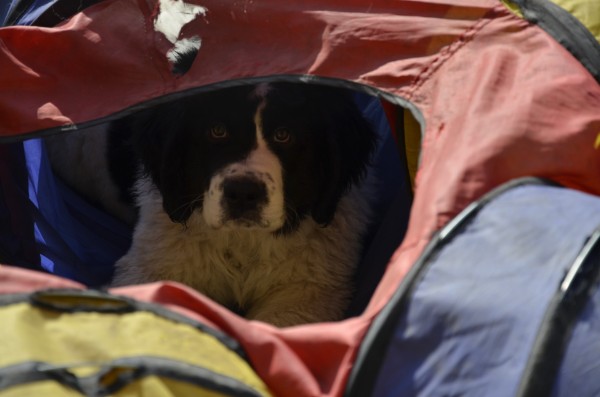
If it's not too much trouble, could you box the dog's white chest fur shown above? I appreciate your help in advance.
[112,176,371,326]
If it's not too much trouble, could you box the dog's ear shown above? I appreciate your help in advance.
[311,89,377,225]
[124,103,198,224]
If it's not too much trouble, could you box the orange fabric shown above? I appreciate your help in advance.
[2,1,600,396]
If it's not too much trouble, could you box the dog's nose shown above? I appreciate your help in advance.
[222,178,267,212]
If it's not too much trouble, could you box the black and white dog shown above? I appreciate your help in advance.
[46,82,377,326]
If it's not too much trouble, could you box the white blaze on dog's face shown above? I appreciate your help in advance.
[202,98,285,231]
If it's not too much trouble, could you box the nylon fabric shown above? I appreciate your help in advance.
[502,0,600,41]
[0,294,271,396]
[1,379,232,397]
[372,184,600,396]
[550,0,600,40]
[553,271,600,396]
[1,1,600,396]
[0,305,260,385]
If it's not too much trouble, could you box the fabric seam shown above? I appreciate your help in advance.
[404,4,504,102]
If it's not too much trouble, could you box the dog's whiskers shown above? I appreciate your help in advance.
[171,193,205,218]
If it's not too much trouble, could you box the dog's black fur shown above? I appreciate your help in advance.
[107,82,377,233]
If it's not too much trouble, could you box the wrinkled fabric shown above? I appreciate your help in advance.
[373,184,600,397]
[1,1,600,396]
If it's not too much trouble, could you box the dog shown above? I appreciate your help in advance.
[46,82,377,326]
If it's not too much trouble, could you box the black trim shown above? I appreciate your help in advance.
[102,356,265,397]
[0,362,83,393]
[344,177,557,397]
[0,292,32,306]
[0,357,266,397]
[29,289,137,313]
[0,288,246,359]
[511,0,600,82]
[0,75,423,144]
[516,227,600,397]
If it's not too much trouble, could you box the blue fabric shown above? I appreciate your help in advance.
[553,265,600,397]
[355,92,407,236]
[348,93,412,316]
[26,138,131,285]
[0,138,132,286]
[0,144,39,269]
[372,184,600,397]
[0,0,58,26]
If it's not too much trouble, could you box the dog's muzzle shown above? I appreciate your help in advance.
[221,177,268,224]
[202,149,285,231]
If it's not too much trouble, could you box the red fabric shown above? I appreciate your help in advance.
[380,99,399,143]
[2,1,600,396]
[0,265,84,292]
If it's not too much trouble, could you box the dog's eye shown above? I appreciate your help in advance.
[273,128,292,144]
[208,123,228,140]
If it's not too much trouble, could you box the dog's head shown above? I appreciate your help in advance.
[130,82,377,233]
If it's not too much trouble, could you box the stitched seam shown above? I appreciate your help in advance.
[405,5,504,102]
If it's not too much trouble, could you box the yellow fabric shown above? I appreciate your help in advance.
[113,376,231,397]
[0,302,271,396]
[501,0,523,17]
[404,108,421,189]
[502,0,600,42]
[551,0,600,41]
